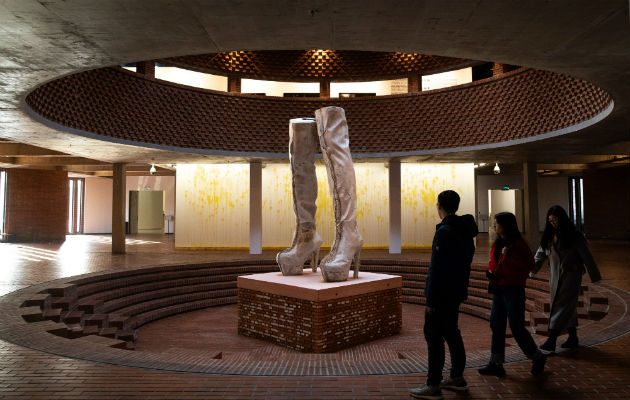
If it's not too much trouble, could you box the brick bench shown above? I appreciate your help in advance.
[17,259,608,350]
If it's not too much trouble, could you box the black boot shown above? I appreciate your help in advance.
[540,329,559,352]
[478,362,506,377]
[561,327,579,348]
[531,352,547,376]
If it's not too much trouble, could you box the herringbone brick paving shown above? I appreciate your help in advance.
[0,234,627,399]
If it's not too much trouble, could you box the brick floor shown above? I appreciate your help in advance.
[0,234,627,399]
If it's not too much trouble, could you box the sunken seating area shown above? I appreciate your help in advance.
[19,259,609,350]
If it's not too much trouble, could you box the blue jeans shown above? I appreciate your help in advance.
[424,304,466,386]
[490,285,539,363]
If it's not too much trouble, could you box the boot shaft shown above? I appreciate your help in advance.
[314,106,363,282]
[315,107,358,224]
[288,118,319,227]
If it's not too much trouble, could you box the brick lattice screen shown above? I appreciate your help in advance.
[25,67,612,155]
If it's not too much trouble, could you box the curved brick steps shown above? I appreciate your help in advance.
[85,281,237,313]
[18,259,609,350]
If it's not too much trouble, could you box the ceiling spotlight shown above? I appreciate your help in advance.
[149,163,157,175]
[493,162,501,174]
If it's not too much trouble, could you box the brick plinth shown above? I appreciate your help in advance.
[238,271,402,353]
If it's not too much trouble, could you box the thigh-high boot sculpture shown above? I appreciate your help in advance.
[315,107,363,282]
[276,118,323,275]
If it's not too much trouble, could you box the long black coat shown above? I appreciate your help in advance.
[534,233,601,330]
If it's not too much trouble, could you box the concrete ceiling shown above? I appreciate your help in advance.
[0,0,628,174]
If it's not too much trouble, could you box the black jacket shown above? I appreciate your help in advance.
[425,214,479,308]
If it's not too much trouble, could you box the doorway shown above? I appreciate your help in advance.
[128,190,165,234]
[488,189,524,233]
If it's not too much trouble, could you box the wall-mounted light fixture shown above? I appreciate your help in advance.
[493,162,501,174]
[149,163,157,175]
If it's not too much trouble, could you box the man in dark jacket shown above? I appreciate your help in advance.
[410,190,478,400]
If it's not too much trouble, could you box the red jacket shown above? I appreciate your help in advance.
[487,237,534,287]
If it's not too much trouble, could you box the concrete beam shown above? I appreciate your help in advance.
[0,143,67,157]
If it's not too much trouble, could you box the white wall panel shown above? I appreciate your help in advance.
[175,164,249,247]
[83,177,113,234]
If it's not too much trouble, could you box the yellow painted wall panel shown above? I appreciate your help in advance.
[354,163,389,246]
[261,163,388,247]
[174,162,473,249]
[401,163,475,247]
[175,164,249,247]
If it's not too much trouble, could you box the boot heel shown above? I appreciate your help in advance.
[311,249,319,272]
[353,251,360,279]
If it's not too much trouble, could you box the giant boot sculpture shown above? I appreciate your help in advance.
[276,118,323,275]
[315,106,363,282]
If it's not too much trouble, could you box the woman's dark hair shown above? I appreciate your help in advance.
[492,212,522,262]
[540,205,577,250]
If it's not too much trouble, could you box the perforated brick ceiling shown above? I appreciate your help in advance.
[160,50,475,82]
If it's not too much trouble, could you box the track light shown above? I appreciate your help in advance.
[149,163,157,175]
[493,162,501,174]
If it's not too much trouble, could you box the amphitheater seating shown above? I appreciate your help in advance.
[19,259,609,349]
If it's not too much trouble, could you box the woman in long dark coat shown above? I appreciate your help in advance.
[532,205,601,352]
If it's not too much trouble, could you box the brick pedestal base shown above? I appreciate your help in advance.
[237,271,402,353]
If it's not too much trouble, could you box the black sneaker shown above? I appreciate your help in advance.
[560,336,579,349]
[478,363,506,377]
[539,337,556,352]
[440,376,468,391]
[531,354,547,376]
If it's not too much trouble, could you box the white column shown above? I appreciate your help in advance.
[389,159,402,254]
[249,161,262,254]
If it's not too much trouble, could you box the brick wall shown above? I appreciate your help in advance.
[492,63,518,75]
[4,169,68,242]
[583,165,630,240]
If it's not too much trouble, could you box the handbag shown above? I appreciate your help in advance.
[486,270,498,294]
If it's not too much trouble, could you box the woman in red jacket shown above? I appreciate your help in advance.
[478,212,547,377]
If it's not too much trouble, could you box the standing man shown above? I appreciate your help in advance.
[409,190,479,400]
